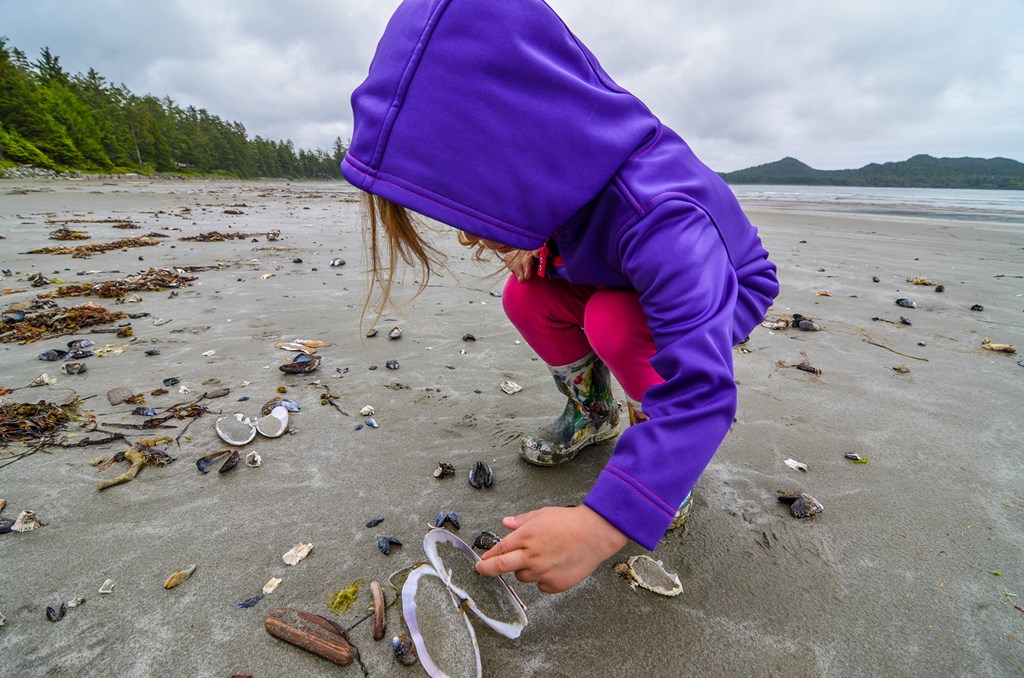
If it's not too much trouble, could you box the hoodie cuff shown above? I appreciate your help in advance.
[584,467,676,551]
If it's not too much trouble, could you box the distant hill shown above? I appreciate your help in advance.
[719,155,1024,190]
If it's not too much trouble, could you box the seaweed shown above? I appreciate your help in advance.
[0,301,127,344]
[39,268,196,300]
[0,399,81,444]
[24,237,161,258]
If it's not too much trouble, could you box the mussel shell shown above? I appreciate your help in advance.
[388,327,402,339]
[378,536,402,556]
[61,362,87,374]
[366,517,385,528]
[365,417,379,428]
[468,461,493,489]
[196,450,231,474]
[391,634,418,666]
[218,450,241,473]
[163,377,180,386]
[970,304,984,312]
[895,298,917,308]
[279,353,322,374]
[67,339,94,350]
[38,349,68,361]
[260,398,300,416]
[67,349,94,359]
[385,359,400,370]
[235,594,265,609]
[796,320,819,331]
[46,603,67,623]
[777,491,824,519]
[472,531,502,551]
[145,349,161,356]
[132,407,157,417]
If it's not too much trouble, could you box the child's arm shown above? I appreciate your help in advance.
[475,504,627,593]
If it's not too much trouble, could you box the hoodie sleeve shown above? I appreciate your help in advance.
[583,199,739,550]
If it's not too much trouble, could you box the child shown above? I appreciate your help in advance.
[342,0,778,594]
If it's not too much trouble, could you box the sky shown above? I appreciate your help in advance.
[1,0,1022,173]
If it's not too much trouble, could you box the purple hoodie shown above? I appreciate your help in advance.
[342,0,779,550]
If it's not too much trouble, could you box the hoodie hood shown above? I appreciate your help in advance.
[341,0,659,251]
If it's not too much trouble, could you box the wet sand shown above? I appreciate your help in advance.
[0,178,1022,677]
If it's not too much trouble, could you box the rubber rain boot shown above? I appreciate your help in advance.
[520,352,620,466]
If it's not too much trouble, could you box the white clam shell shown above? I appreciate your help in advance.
[499,380,522,395]
[215,413,256,446]
[422,528,527,639]
[255,405,289,438]
[282,543,312,566]
[245,451,262,467]
[402,564,482,678]
[616,555,682,597]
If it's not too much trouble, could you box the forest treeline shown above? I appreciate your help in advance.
[0,40,345,179]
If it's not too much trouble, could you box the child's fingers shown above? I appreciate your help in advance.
[475,545,529,577]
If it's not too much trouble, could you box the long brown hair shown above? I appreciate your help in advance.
[361,193,444,329]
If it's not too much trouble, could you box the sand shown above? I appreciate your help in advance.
[0,178,1021,677]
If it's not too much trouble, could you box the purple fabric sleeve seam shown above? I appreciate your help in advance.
[612,176,642,215]
[625,124,664,162]
[605,464,676,516]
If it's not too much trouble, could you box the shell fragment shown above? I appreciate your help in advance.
[613,555,683,597]
[500,380,522,395]
[785,458,809,472]
[283,543,313,566]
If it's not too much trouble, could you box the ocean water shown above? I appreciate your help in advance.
[730,184,1024,226]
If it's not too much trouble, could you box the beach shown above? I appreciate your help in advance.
[0,178,1021,677]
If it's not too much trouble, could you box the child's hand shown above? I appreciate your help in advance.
[502,249,537,282]
[474,505,628,593]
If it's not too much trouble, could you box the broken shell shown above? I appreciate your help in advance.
[330,258,345,267]
[784,458,808,473]
[365,328,379,338]
[899,316,912,325]
[255,405,289,438]
[366,517,385,528]
[29,373,57,387]
[38,348,68,361]
[280,353,322,374]
[215,413,256,446]
[196,450,231,474]
[462,333,476,342]
[47,603,67,622]
[218,450,241,473]
[66,597,86,609]
[500,380,522,395]
[468,461,493,489]
[245,451,262,468]
[777,491,824,519]
[385,359,400,370]
[433,462,455,479]
[236,594,265,609]
[388,327,402,340]
[981,338,1016,354]
[12,510,43,532]
[99,579,115,594]
[263,577,283,595]
[132,407,157,417]
[164,564,197,589]
[359,405,376,417]
[283,543,313,566]
[365,417,379,429]
[895,298,917,308]
[371,580,387,641]
[202,350,216,357]
[613,555,683,597]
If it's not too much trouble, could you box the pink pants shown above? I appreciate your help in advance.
[502,274,663,402]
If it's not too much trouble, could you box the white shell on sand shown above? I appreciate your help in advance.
[215,413,256,446]
[245,451,262,467]
[12,510,43,532]
[263,577,282,595]
[359,405,375,417]
[255,406,288,438]
[282,543,312,566]
[500,380,522,395]
[99,579,115,594]
[614,555,683,597]
[785,458,809,472]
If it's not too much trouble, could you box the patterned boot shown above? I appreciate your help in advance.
[628,398,692,531]
[520,352,620,466]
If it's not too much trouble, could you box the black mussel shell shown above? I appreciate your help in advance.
[145,349,161,356]
[473,531,502,551]
[366,517,385,528]
[67,339,95,350]
[791,314,805,324]
[899,316,912,325]
[0,517,16,534]
[433,511,460,530]
[385,359,400,370]
[797,320,819,331]
[38,349,68,361]
[970,304,984,312]
[388,327,402,340]
[196,450,231,474]
[3,311,26,323]
[777,491,824,519]
[279,353,322,374]
[218,450,241,473]
[61,362,87,374]
[47,602,67,623]
[468,460,494,489]
[895,298,916,308]
[462,333,476,342]
[163,377,180,387]
[872,276,880,283]
[377,536,402,555]
[392,634,418,666]
[132,407,157,417]
[68,349,94,359]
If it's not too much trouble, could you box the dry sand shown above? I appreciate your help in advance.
[0,178,1021,677]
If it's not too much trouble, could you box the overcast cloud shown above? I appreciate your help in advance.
[1,0,1022,172]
